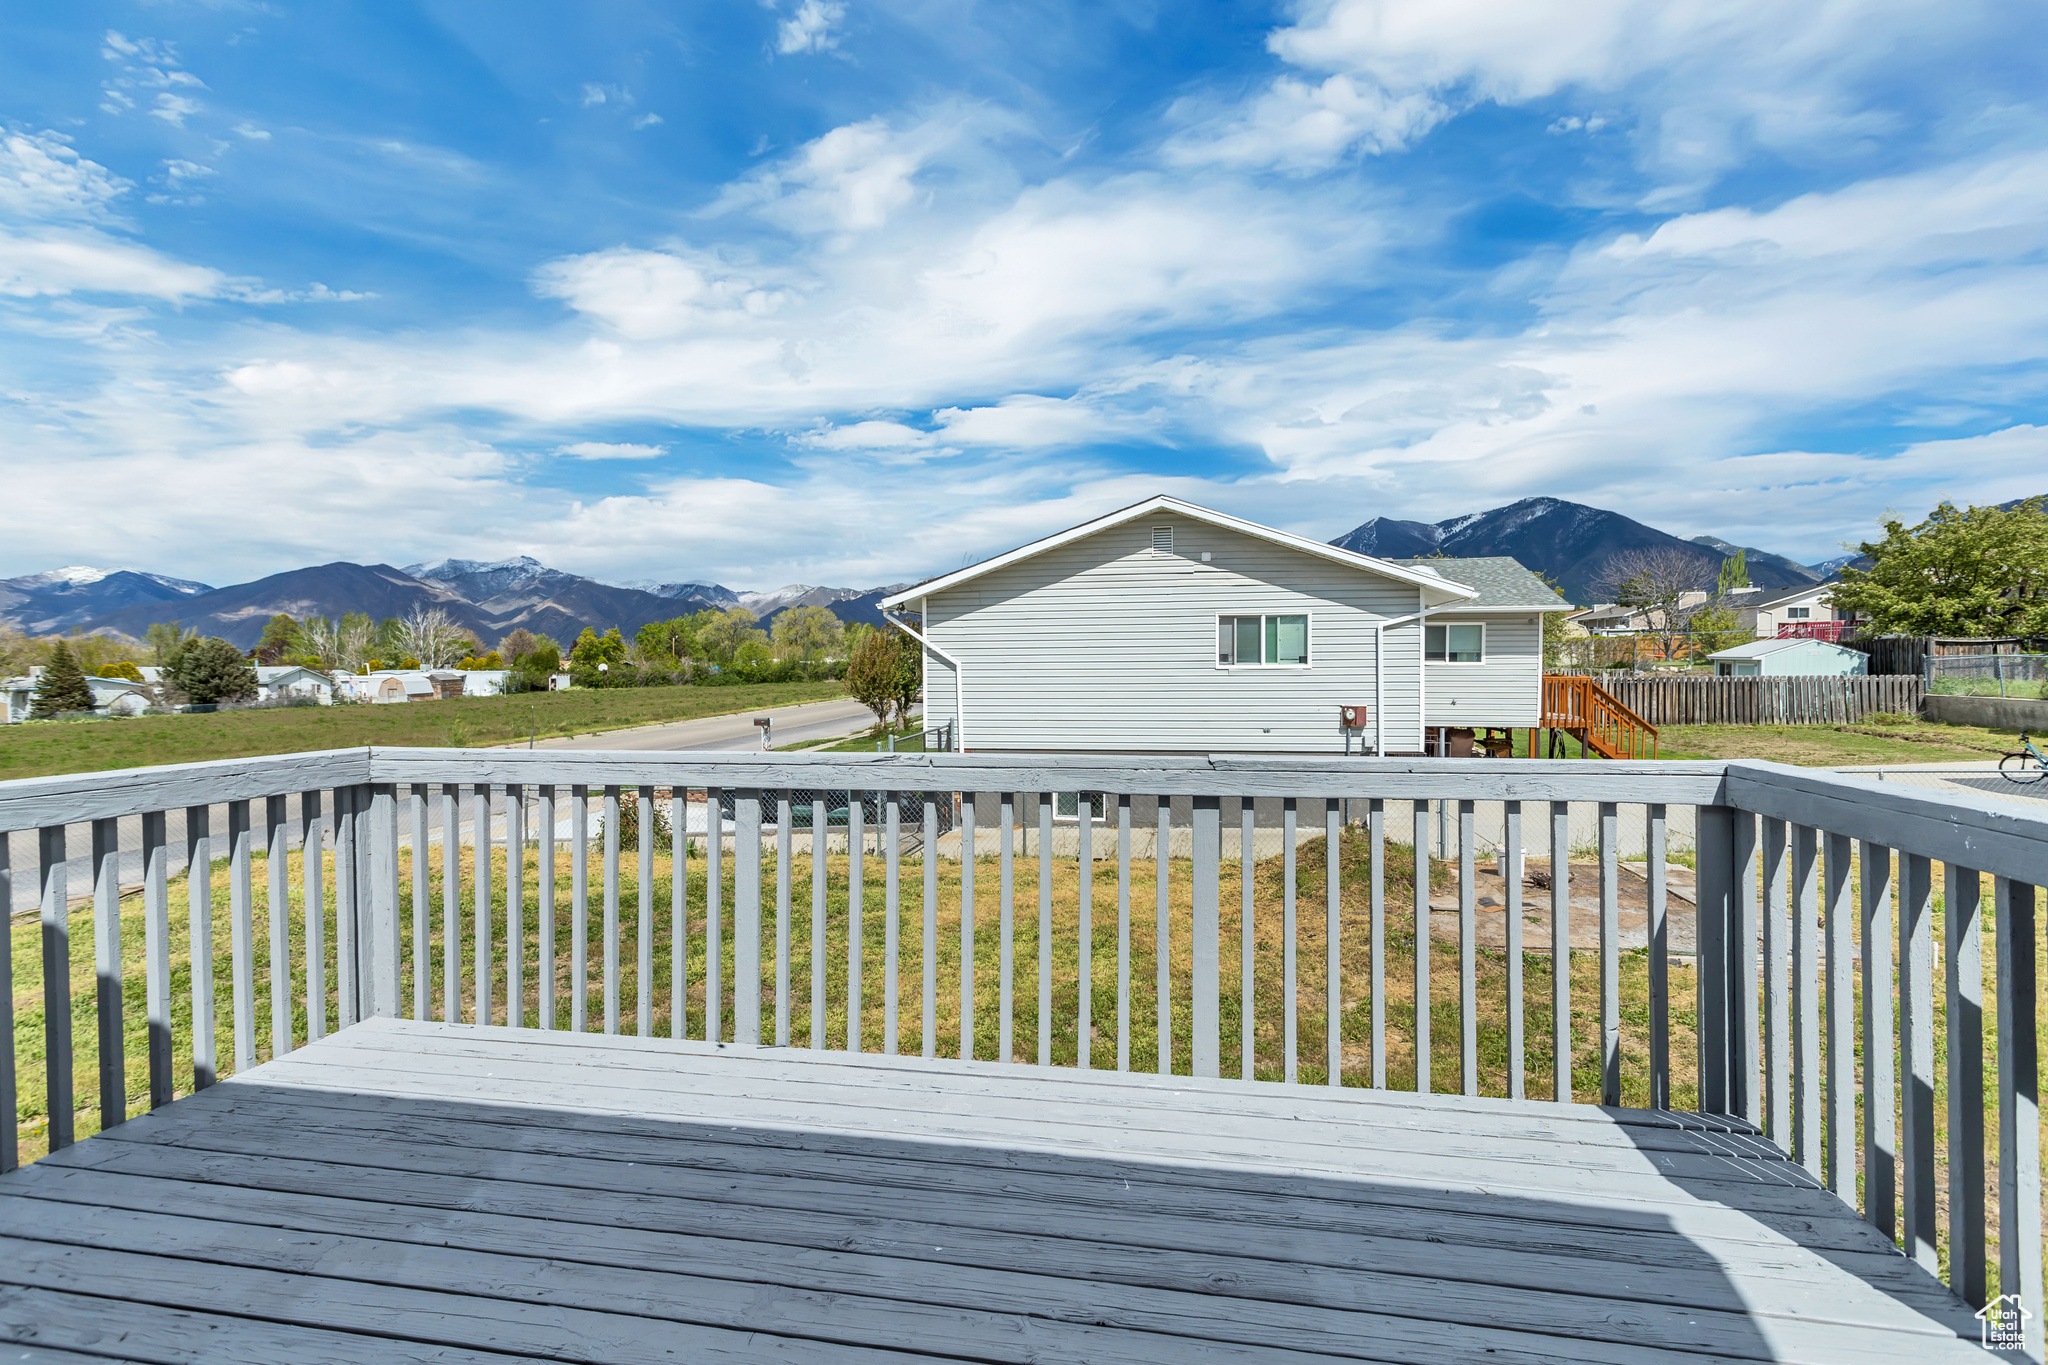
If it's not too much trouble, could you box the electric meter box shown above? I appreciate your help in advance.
[1338,704,1368,729]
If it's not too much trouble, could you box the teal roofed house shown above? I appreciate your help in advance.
[1708,635,1869,677]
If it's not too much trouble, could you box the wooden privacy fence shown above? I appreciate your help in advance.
[1,747,2043,1348]
[1850,635,2048,678]
[1568,674,1926,726]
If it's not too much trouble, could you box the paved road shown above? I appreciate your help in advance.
[1832,758,2048,810]
[525,697,886,754]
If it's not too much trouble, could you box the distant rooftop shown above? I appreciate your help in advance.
[1384,557,1571,610]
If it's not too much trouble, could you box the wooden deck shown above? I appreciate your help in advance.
[0,1020,1990,1364]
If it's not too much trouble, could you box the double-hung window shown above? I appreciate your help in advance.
[1218,613,1309,667]
[1424,623,1483,662]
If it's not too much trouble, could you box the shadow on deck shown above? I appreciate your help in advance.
[0,1020,1988,1363]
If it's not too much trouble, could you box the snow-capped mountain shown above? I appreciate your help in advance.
[0,566,213,634]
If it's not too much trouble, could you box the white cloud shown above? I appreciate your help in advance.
[0,131,129,223]
[1165,74,1445,172]
[150,94,203,126]
[531,246,788,339]
[716,117,930,234]
[631,113,663,130]
[0,132,225,300]
[233,122,271,141]
[776,0,845,56]
[581,83,610,107]
[559,441,668,460]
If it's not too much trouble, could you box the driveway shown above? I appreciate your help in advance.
[523,696,886,754]
[1830,758,2048,811]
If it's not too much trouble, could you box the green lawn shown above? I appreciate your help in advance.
[1519,717,2019,766]
[0,680,848,781]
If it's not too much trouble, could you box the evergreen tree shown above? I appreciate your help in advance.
[31,641,98,718]
[169,637,260,705]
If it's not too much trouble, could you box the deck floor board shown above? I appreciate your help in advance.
[0,1019,1989,1363]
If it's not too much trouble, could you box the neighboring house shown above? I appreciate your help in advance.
[1730,584,1851,639]
[1708,637,1869,677]
[1,669,152,722]
[878,496,1569,755]
[338,669,504,703]
[255,666,339,704]
[1569,590,1711,636]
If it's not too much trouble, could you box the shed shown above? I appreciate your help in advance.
[1708,636,1870,677]
[878,496,1572,755]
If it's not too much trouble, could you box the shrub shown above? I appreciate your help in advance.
[610,790,674,851]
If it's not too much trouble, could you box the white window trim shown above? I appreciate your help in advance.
[1214,611,1313,669]
[1424,621,1486,664]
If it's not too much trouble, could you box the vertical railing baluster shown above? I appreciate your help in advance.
[1037,791,1052,1068]
[142,812,171,1108]
[369,784,401,1020]
[995,793,1012,1062]
[1597,802,1618,1107]
[1413,799,1430,1096]
[1282,797,1297,1085]
[1994,877,2042,1359]
[352,784,371,1022]
[1239,798,1253,1080]
[777,789,792,1048]
[541,786,557,1031]
[572,786,588,1033]
[229,800,254,1072]
[1155,795,1170,1077]
[262,796,291,1051]
[40,825,73,1148]
[1946,863,1986,1306]
[847,789,863,1052]
[508,784,526,1029]
[672,787,686,1042]
[188,805,215,1085]
[1328,798,1342,1089]
[1824,831,1855,1199]
[1493,798,1522,1099]
[1696,804,1729,1114]
[1371,797,1386,1091]
[705,788,722,1043]
[475,784,494,1026]
[1078,793,1093,1071]
[1733,811,1760,1125]
[1645,805,1669,1110]
[923,794,937,1060]
[1115,794,1129,1074]
[639,785,655,1039]
[407,788,426,1023]
[813,792,827,1052]
[602,785,619,1036]
[960,795,976,1063]
[885,790,900,1057]
[302,793,325,1043]
[1192,793,1220,1080]
[0,833,14,1168]
[1898,853,1936,1274]
[1760,817,1788,1139]
[1860,840,1896,1238]
[439,787,458,1024]
[1791,824,1822,1178]
[734,789,763,1046]
[1550,801,1569,1104]
[1461,799,1479,1098]
[92,816,124,1128]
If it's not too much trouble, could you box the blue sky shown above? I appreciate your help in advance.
[3,1,2045,590]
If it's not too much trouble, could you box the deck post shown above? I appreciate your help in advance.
[734,789,763,1045]
[367,784,401,1019]
[1695,804,1734,1116]
[1191,794,1220,1078]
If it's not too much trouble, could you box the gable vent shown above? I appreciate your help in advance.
[1152,526,1173,554]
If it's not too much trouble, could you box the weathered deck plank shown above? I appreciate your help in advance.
[0,1020,1988,1364]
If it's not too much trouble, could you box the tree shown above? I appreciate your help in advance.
[1597,547,1717,665]
[569,627,628,668]
[336,613,377,672]
[844,626,921,729]
[1829,498,2048,636]
[772,606,845,662]
[397,604,467,668]
[499,628,540,663]
[1687,605,1749,656]
[100,660,144,682]
[254,614,299,665]
[1715,549,1750,596]
[696,607,765,663]
[145,620,197,668]
[30,641,97,718]
[169,637,259,705]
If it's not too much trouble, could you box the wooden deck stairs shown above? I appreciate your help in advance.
[1540,673,1659,759]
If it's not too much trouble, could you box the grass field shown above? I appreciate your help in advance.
[12,828,2040,1294]
[0,680,849,782]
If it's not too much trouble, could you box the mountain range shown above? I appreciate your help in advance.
[1,555,908,651]
[8,491,2039,646]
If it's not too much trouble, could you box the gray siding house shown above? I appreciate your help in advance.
[880,497,1567,755]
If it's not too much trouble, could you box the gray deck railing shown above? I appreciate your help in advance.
[0,747,2042,1354]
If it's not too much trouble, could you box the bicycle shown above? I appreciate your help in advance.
[2001,732,2048,784]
